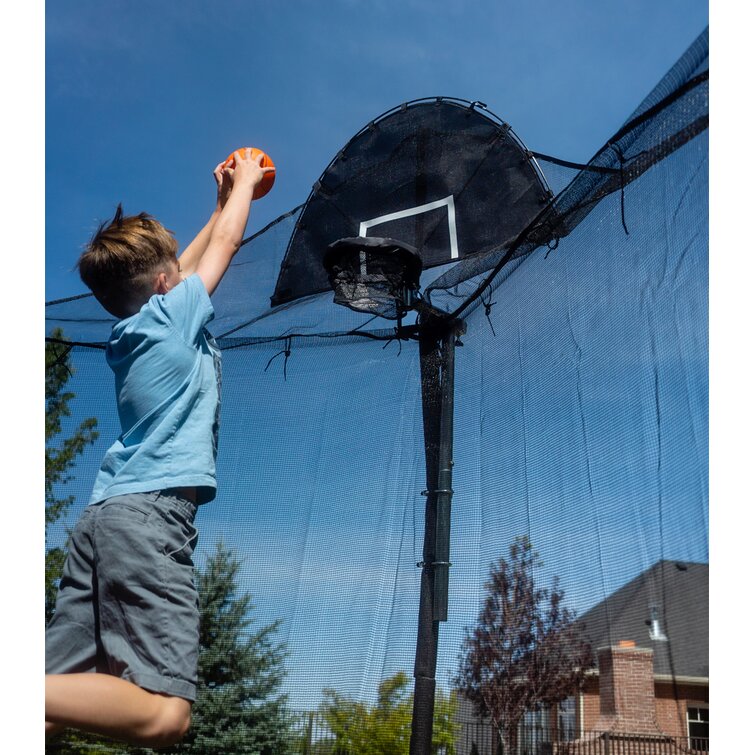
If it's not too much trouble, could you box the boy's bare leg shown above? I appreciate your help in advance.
[46,673,191,748]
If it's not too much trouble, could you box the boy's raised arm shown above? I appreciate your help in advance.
[195,150,273,296]
[177,163,230,277]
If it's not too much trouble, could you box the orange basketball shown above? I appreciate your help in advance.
[223,147,276,199]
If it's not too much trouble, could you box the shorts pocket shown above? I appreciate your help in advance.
[161,507,199,565]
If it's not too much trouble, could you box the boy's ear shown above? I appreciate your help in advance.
[153,272,170,295]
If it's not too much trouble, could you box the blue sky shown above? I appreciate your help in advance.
[46,0,708,301]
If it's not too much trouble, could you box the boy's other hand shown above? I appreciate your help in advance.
[213,162,233,211]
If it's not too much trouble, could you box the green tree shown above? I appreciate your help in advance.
[46,329,99,624]
[318,672,457,755]
[164,541,290,754]
[455,536,592,755]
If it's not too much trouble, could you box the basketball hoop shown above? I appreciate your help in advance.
[323,236,422,320]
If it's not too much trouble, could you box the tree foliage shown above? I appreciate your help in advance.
[45,329,99,624]
[455,536,592,754]
[163,541,290,755]
[318,671,457,755]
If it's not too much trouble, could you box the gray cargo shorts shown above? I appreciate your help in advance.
[45,490,200,701]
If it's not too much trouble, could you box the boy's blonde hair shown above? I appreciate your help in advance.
[78,205,179,318]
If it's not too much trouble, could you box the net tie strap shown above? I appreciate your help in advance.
[264,336,293,380]
[609,143,631,236]
[544,237,559,259]
[481,289,497,337]
[381,329,403,356]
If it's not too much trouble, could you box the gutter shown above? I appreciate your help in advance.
[583,668,708,686]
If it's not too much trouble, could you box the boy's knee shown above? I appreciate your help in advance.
[142,696,191,748]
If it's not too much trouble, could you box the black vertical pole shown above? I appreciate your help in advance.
[410,322,458,755]
[433,327,456,622]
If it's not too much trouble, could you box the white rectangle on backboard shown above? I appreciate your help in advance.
[359,195,459,262]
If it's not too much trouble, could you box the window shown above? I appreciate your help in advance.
[687,706,709,752]
[558,697,578,741]
[518,708,548,755]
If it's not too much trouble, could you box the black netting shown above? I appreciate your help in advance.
[425,29,708,312]
[46,27,708,755]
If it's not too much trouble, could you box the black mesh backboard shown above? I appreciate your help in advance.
[271,98,552,306]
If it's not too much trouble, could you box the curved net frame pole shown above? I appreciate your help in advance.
[410,319,463,755]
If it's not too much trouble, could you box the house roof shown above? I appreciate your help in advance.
[577,560,708,679]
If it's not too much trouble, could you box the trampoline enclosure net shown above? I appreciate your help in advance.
[46,29,708,755]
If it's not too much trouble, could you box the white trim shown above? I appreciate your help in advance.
[359,195,459,260]
[579,692,584,738]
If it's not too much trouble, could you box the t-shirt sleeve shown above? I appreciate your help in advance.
[156,274,215,343]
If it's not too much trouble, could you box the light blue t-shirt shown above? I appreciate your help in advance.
[89,274,222,505]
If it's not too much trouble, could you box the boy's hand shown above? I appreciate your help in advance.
[213,162,232,211]
[179,150,269,281]
[196,149,273,296]
[231,148,275,195]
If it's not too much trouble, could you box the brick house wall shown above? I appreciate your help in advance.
[592,645,659,733]
[455,642,708,753]
[654,681,709,739]
[577,643,708,741]
[579,676,601,732]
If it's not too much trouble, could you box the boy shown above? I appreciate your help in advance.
[45,149,274,747]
